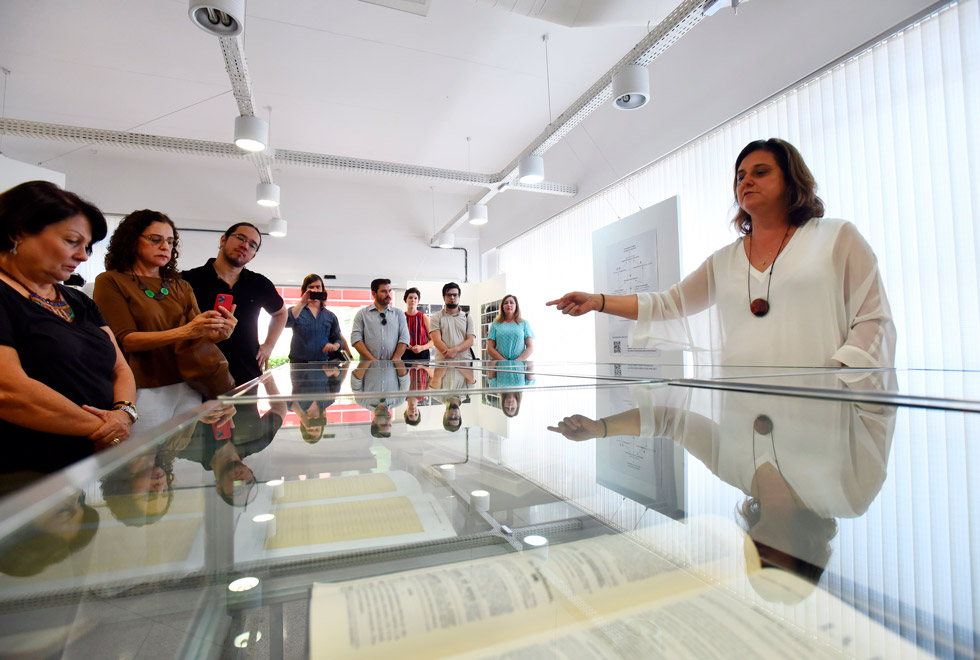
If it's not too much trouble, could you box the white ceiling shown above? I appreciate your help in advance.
[0,0,658,172]
[0,0,939,286]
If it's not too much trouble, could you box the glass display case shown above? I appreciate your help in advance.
[0,361,976,659]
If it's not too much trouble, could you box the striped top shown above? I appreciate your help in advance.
[406,311,429,346]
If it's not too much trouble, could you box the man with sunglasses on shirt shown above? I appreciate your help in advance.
[351,278,409,361]
[183,222,287,385]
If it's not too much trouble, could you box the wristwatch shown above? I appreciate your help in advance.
[112,401,139,424]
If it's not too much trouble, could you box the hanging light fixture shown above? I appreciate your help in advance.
[430,232,455,249]
[268,217,287,237]
[256,182,280,207]
[188,0,245,37]
[612,65,650,110]
[468,203,488,226]
[518,154,545,184]
[234,115,268,152]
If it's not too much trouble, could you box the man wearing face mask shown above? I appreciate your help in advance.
[430,282,476,361]
[350,278,409,361]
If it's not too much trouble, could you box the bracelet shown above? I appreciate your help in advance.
[600,418,608,438]
[112,401,134,409]
[599,293,606,313]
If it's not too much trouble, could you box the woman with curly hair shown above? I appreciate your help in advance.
[94,210,237,432]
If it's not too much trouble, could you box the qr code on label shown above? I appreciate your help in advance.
[613,341,622,354]
[614,364,622,377]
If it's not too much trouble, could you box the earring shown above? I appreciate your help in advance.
[10,241,18,256]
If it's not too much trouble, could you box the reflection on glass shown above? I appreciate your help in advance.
[289,361,348,443]
[550,385,896,598]
[100,447,177,526]
[177,401,284,507]
[0,490,99,577]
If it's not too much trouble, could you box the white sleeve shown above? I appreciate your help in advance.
[830,222,896,370]
[629,256,713,351]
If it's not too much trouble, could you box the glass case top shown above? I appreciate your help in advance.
[0,365,976,659]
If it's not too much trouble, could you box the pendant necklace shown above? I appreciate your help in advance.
[747,225,791,317]
[751,414,804,510]
[0,265,75,322]
[132,271,170,300]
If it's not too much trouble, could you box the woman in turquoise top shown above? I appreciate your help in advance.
[487,294,534,360]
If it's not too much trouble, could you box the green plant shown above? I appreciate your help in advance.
[265,355,291,371]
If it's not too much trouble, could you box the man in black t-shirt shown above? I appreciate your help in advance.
[183,223,287,386]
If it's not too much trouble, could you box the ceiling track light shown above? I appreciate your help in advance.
[518,154,545,184]
[612,64,650,110]
[468,203,488,226]
[430,232,455,249]
[268,216,287,237]
[234,115,268,152]
[256,182,280,207]
[188,0,245,36]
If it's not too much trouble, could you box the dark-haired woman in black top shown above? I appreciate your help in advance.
[0,181,136,487]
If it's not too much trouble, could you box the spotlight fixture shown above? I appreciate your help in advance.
[468,203,488,226]
[227,577,260,592]
[188,0,245,37]
[268,216,287,237]
[430,232,455,249]
[612,65,650,110]
[256,182,280,207]
[518,154,545,184]
[470,489,490,512]
[234,115,268,152]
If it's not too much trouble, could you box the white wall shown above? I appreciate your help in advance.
[18,148,482,287]
[0,154,65,191]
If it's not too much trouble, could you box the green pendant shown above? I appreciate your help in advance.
[160,287,169,295]
[144,289,155,298]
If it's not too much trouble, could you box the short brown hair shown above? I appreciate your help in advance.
[731,138,824,236]
[0,180,107,254]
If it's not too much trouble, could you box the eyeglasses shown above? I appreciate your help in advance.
[229,233,260,251]
[379,313,387,326]
[141,234,175,248]
[444,292,460,298]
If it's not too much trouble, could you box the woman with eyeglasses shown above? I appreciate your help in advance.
[94,210,237,432]
[0,181,137,485]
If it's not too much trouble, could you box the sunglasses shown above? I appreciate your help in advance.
[380,313,387,326]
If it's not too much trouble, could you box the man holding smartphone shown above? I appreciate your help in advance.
[183,222,287,385]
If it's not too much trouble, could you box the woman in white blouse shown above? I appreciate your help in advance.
[548,138,895,369]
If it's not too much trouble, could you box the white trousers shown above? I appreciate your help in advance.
[133,382,204,435]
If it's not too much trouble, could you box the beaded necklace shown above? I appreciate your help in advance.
[0,266,75,322]
[132,271,170,300]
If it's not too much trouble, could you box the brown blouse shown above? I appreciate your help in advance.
[93,270,201,389]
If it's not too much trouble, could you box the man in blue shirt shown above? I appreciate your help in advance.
[351,278,409,361]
